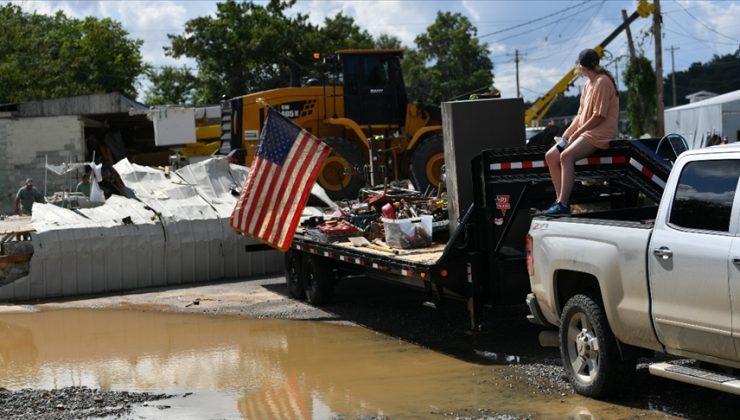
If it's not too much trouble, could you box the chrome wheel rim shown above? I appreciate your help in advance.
[566,312,600,383]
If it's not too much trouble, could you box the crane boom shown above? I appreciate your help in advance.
[524,0,654,126]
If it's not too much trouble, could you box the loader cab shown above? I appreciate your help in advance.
[339,49,408,127]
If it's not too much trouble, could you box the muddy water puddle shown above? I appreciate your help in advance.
[0,309,669,419]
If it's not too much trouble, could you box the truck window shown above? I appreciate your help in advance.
[669,159,740,232]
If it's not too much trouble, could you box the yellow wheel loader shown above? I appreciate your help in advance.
[228,49,443,200]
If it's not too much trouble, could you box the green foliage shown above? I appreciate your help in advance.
[167,0,317,102]
[664,48,740,107]
[624,56,657,137]
[403,11,493,103]
[375,34,403,49]
[144,66,198,105]
[0,4,146,103]
[316,13,375,52]
[166,0,410,102]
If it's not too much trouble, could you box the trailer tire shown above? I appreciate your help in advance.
[410,134,444,193]
[559,294,635,398]
[301,254,334,306]
[284,250,305,299]
[317,137,365,201]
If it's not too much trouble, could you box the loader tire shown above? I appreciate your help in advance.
[317,137,365,201]
[410,134,444,193]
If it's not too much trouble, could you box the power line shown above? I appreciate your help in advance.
[674,0,740,43]
[478,0,591,40]
[492,4,604,46]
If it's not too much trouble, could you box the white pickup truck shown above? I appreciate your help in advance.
[526,144,740,398]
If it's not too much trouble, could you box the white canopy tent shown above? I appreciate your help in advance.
[665,89,740,149]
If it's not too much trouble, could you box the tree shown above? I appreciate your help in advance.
[315,13,375,52]
[664,48,740,107]
[167,0,316,103]
[144,66,198,105]
[0,4,146,103]
[375,34,402,49]
[624,56,657,137]
[403,11,493,103]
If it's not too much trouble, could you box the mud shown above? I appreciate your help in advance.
[0,308,664,419]
[0,275,739,418]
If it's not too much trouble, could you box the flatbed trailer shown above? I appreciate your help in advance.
[285,139,675,329]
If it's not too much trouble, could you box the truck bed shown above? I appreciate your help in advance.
[547,205,659,229]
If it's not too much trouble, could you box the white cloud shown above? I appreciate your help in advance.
[14,0,91,18]
[461,0,481,22]
[689,0,740,45]
[291,0,434,48]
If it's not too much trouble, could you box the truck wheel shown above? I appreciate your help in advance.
[410,134,444,193]
[559,294,635,398]
[317,137,365,201]
[284,250,305,299]
[301,254,334,305]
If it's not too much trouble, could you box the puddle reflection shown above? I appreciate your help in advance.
[0,309,669,419]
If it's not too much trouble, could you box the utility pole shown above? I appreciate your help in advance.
[621,9,637,60]
[508,49,526,98]
[666,45,679,107]
[516,49,520,98]
[654,0,665,136]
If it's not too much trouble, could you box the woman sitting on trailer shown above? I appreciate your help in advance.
[542,48,619,216]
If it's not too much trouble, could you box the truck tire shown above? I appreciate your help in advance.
[559,294,635,398]
[410,134,444,193]
[284,250,305,299]
[301,254,334,306]
[317,137,365,201]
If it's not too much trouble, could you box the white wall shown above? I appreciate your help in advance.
[0,116,84,214]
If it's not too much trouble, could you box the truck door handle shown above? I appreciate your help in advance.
[653,247,673,259]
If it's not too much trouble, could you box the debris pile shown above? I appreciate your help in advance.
[300,185,448,251]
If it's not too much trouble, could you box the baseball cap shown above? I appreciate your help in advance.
[25,178,33,184]
[577,49,600,69]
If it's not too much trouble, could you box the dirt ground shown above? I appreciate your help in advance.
[2,274,740,418]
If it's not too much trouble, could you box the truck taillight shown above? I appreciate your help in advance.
[526,234,534,276]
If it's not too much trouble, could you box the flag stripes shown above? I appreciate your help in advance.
[230,108,331,251]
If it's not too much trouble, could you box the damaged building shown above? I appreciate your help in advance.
[0,92,176,215]
[0,157,281,301]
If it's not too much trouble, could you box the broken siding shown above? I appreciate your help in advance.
[0,158,282,302]
[0,198,165,300]
[0,116,84,214]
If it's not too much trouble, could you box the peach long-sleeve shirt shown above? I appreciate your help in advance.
[573,74,619,149]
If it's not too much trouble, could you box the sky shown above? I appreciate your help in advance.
[10,0,740,103]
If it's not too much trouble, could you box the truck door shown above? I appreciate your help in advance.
[648,158,740,360]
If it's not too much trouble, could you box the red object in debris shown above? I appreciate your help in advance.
[381,203,396,219]
[318,220,360,235]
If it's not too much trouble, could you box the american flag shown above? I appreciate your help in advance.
[230,108,331,251]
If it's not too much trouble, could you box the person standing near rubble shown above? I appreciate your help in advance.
[76,172,92,198]
[542,48,619,216]
[15,178,45,215]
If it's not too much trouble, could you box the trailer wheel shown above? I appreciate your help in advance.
[301,254,334,305]
[317,137,365,200]
[559,294,635,398]
[284,250,305,299]
[410,134,444,193]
